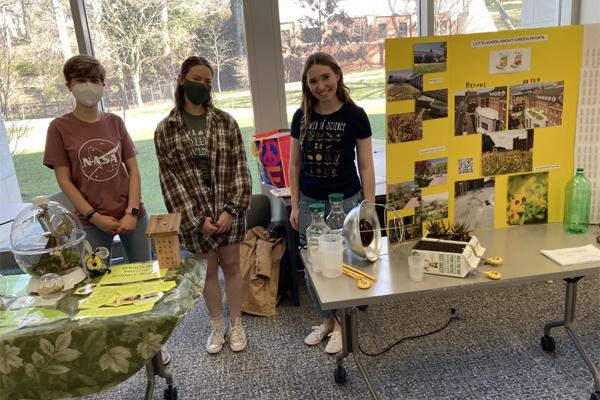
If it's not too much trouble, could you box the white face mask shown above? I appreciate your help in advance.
[71,82,104,107]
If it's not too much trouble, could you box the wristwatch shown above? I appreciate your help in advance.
[126,207,140,216]
[223,205,239,217]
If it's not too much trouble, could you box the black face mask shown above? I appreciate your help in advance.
[182,80,212,105]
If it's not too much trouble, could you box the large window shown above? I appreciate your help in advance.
[85,0,254,214]
[1,0,577,206]
[433,0,562,35]
[278,0,418,142]
[1,0,77,202]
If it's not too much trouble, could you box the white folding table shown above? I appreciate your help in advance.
[303,223,600,400]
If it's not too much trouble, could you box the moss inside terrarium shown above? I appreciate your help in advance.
[32,248,82,275]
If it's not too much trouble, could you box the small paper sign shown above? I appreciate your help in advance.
[98,261,167,285]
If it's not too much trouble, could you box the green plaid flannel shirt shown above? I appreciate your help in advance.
[154,106,252,254]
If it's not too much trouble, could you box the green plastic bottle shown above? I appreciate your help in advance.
[563,168,592,233]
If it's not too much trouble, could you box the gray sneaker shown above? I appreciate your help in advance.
[229,318,247,352]
[206,318,225,354]
[304,324,333,346]
[325,330,343,354]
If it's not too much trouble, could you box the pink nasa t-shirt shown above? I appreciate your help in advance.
[43,112,143,222]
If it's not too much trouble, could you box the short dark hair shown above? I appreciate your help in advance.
[174,56,214,110]
[63,55,106,84]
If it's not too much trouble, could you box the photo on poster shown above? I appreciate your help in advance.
[414,42,447,74]
[415,157,448,188]
[455,87,507,135]
[421,192,449,221]
[458,157,474,175]
[415,89,448,120]
[482,129,533,175]
[507,172,548,225]
[454,177,495,229]
[388,112,423,143]
[509,81,564,129]
[387,181,421,210]
[386,70,422,102]
[489,48,531,74]
[400,215,422,241]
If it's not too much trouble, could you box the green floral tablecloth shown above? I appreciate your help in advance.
[0,255,206,400]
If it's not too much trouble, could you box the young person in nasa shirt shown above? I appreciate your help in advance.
[43,55,151,264]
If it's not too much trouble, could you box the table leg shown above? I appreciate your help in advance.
[284,211,301,306]
[145,351,177,400]
[542,277,600,394]
[144,360,157,400]
[335,307,380,400]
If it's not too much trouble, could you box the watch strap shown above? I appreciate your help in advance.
[224,205,238,217]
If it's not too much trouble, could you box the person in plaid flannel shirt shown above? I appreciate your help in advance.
[154,56,252,354]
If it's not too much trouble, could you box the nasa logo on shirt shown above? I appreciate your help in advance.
[78,138,121,182]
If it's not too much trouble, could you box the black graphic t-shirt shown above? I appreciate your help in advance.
[291,102,372,200]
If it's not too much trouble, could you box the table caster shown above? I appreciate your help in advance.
[164,384,178,400]
[591,391,600,400]
[334,366,347,384]
[541,335,556,352]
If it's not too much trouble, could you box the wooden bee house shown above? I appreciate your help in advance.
[146,213,182,269]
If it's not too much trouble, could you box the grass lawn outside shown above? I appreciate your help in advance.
[484,0,523,30]
[12,68,386,216]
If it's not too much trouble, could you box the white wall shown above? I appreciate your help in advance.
[580,0,600,24]
[0,111,22,203]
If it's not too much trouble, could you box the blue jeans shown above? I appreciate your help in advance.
[299,191,363,318]
[83,214,152,264]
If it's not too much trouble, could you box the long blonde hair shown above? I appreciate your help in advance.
[300,52,354,135]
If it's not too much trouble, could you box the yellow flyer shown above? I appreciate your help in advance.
[98,261,167,285]
[74,302,155,319]
[78,280,176,310]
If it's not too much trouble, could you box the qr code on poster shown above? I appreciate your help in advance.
[458,157,474,175]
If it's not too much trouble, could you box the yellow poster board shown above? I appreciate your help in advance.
[385,25,582,236]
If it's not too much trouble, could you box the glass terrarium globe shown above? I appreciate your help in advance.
[10,196,86,285]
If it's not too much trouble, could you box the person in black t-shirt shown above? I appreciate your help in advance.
[289,52,375,355]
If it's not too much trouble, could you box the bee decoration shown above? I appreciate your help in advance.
[83,241,111,277]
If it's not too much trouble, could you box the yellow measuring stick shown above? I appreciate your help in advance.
[342,264,377,282]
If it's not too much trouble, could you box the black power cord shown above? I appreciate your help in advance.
[336,308,460,357]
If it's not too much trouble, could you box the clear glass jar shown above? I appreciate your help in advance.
[326,193,346,235]
[10,196,86,277]
[306,203,329,272]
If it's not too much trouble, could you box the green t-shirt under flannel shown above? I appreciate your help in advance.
[181,110,211,187]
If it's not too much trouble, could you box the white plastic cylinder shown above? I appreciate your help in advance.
[318,234,344,278]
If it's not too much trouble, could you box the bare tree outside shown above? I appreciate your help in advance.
[94,0,168,108]
[195,0,238,93]
[163,0,202,83]
[0,1,52,156]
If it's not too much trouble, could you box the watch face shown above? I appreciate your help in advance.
[131,207,140,216]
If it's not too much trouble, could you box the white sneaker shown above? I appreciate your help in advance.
[304,324,333,346]
[229,318,247,352]
[206,317,225,354]
[325,330,343,354]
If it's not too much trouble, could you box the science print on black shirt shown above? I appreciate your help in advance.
[291,102,372,200]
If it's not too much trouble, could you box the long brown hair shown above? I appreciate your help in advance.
[174,56,214,110]
[300,52,354,134]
